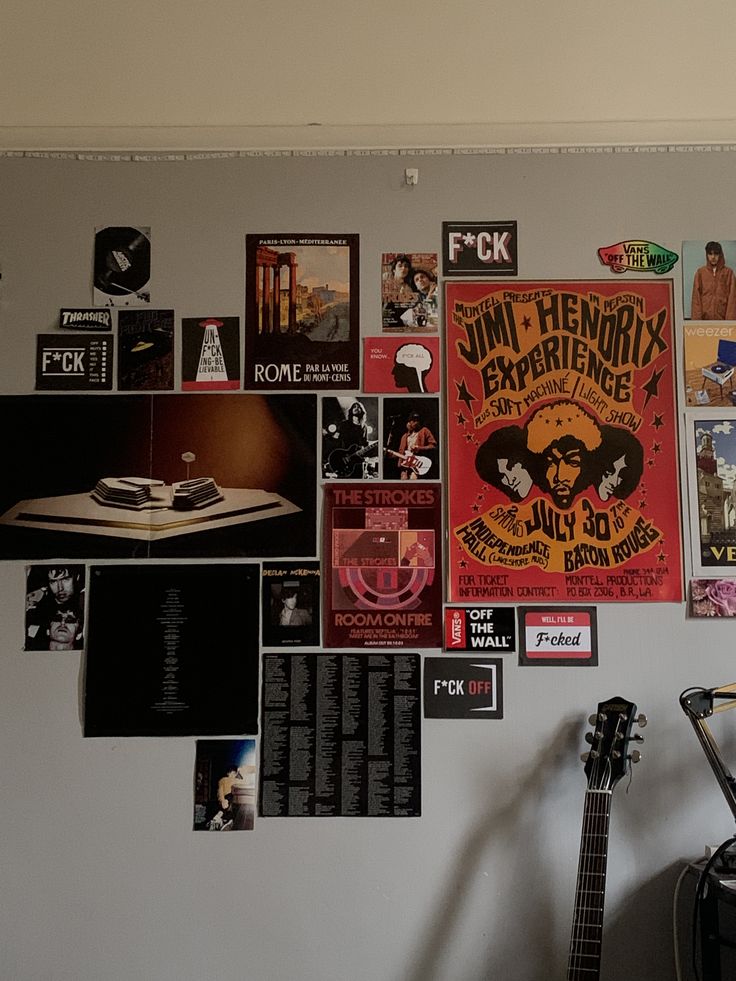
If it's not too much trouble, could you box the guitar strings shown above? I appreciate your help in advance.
[568,719,619,980]
[569,778,610,978]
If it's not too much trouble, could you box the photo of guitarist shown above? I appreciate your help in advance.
[322,398,378,479]
[386,410,437,480]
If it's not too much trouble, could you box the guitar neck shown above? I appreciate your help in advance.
[567,788,612,981]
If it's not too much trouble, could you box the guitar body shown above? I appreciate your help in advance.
[328,442,377,478]
[567,696,643,981]
[385,448,432,476]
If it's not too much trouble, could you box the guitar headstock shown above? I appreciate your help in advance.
[582,696,645,790]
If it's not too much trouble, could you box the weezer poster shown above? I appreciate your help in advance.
[446,281,682,603]
[245,233,359,390]
[323,482,442,648]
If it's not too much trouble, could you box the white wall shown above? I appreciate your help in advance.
[4,0,736,149]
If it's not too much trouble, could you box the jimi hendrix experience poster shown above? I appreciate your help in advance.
[245,234,359,390]
[323,482,442,648]
[445,281,682,603]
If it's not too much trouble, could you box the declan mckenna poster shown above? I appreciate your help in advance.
[445,280,682,603]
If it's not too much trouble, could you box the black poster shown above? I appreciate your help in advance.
[261,561,320,648]
[424,657,504,719]
[117,308,174,390]
[84,564,260,736]
[0,394,316,560]
[260,653,421,816]
[35,334,113,391]
[182,316,240,391]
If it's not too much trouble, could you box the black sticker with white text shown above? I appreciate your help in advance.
[424,657,503,719]
[442,221,517,277]
[36,334,113,390]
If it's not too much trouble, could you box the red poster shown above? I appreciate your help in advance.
[363,336,440,393]
[445,280,682,603]
[323,482,442,648]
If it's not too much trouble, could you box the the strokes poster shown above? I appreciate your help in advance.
[323,482,442,648]
[245,233,359,390]
[445,281,682,603]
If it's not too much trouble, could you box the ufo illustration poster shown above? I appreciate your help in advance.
[445,280,682,603]
[118,309,174,390]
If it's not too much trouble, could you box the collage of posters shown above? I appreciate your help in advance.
[14,219,731,829]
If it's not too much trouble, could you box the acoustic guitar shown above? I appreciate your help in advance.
[567,696,645,981]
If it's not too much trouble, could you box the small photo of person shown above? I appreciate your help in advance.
[321,396,379,479]
[383,397,440,480]
[24,565,86,651]
[272,582,313,628]
[381,251,439,332]
[261,562,320,648]
[193,739,256,831]
[682,240,736,320]
[262,575,319,648]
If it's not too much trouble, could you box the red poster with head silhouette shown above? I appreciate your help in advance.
[445,280,682,603]
[363,336,440,394]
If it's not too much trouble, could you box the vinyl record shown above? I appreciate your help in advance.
[94,226,151,297]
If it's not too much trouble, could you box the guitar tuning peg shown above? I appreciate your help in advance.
[635,714,648,728]
[629,750,642,764]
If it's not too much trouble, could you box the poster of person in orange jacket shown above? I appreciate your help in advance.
[684,240,736,320]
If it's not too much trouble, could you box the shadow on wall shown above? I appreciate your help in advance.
[403,700,710,981]
[403,716,581,981]
[602,862,683,981]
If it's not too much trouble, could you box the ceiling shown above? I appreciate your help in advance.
[3,0,736,151]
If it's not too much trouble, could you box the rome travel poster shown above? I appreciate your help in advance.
[445,280,682,603]
[245,233,359,390]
